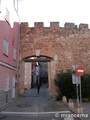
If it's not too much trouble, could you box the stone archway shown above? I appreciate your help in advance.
[18,49,58,97]
[21,49,55,60]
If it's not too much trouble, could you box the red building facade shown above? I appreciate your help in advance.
[0,0,20,105]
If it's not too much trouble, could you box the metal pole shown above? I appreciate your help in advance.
[76,83,79,106]
[75,65,79,107]
[79,76,82,104]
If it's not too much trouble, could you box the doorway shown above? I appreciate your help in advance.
[23,56,53,90]
[31,62,48,88]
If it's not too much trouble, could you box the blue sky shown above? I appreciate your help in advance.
[19,0,90,27]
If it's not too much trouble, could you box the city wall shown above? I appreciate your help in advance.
[19,22,90,96]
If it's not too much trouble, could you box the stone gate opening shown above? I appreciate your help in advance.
[23,56,53,90]
[18,52,58,97]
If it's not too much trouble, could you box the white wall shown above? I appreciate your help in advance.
[0,0,20,27]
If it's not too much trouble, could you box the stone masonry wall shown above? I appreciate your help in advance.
[20,22,90,73]
[20,22,90,96]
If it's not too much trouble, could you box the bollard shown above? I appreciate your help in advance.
[62,96,67,103]
[68,99,74,109]
[76,105,84,114]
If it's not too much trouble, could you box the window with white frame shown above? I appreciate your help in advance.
[3,38,9,56]
[13,48,16,60]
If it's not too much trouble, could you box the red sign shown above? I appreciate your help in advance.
[76,66,84,76]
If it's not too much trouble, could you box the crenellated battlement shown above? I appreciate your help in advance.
[20,22,89,30]
[20,22,28,28]
[34,22,44,28]
[50,22,59,29]
[64,22,77,29]
[79,24,88,30]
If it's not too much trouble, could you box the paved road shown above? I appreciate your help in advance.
[0,84,70,113]
[0,84,86,120]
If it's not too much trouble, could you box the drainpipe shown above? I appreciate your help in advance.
[15,9,21,97]
[17,12,21,69]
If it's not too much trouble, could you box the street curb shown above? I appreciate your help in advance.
[1,111,71,117]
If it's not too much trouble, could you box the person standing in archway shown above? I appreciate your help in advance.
[35,63,41,94]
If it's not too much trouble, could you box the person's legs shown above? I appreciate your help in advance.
[37,84,40,93]
[37,86,39,93]
[36,75,40,93]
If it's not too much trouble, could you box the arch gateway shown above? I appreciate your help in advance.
[18,22,90,97]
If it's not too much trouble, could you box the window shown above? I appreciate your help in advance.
[13,48,16,60]
[4,75,9,91]
[3,38,9,56]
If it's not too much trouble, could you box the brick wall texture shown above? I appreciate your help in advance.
[20,22,90,96]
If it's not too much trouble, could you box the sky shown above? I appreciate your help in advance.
[18,0,90,27]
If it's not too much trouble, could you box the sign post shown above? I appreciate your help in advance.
[72,65,79,106]
[76,66,84,104]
